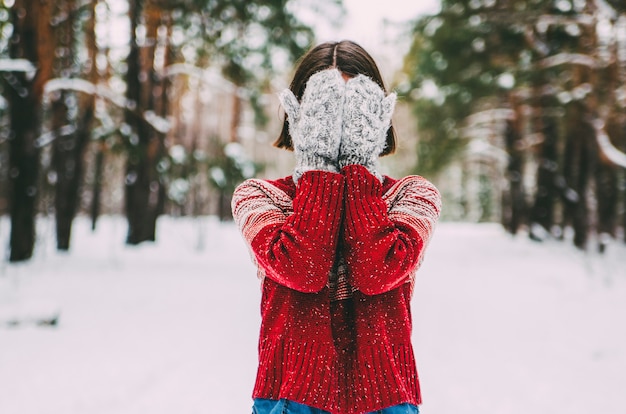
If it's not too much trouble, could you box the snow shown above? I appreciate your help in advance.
[1,217,625,414]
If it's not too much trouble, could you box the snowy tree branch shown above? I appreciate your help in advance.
[536,14,595,30]
[43,78,171,134]
[538,53,603,69]
[35,125,76,148]
[592,119,626,168]
[465,108,516,126]
[0,58,37,80]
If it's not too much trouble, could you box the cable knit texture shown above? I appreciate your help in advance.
[232,168,441,414]
[339,74,397,182]
[279,69,345,183]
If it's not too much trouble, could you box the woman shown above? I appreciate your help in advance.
[232,40,441,414]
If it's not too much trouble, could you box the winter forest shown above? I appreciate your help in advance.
[0,0,625,260]
[404,0,626,251]
[1,0,626,414]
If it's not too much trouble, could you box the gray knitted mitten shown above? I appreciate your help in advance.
[339,74,397,181]
[278,68,346,183]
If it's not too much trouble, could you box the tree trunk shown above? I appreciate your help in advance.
[7,90,40,262]
[620,121,626,245]
[124,0,167,244]
[593,116,620,252]
[49,0,96,250]
[6,0,54,262]
[529,100,559,241]
[572,124,591,250]
[502,104,526,235]
[594,160,617,251]
[217,190,233,221]
[562,103,593,250]
[230,91,241,143]
[53,104,93,249]
[90,142,104,231]
[88,0,110,231]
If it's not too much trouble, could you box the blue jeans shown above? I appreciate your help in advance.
[252,398,419,414]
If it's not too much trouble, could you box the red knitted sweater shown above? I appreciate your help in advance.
[232,165,441,414]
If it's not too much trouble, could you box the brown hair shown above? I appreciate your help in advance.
[274,40,397,155]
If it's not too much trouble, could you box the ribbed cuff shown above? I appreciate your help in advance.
[342,164,388,237]
[293,157,339,184]
[338,157,381,182]
[291,170,345,245]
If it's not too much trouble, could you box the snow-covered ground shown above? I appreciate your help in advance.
[0,216,624,414]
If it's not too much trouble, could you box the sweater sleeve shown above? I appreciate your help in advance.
[232,170,345,293]
[342,164,441,295]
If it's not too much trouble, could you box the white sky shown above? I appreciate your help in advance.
[314,0,440,45]
[305,0,441,74]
